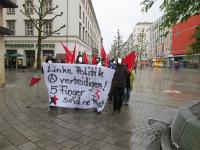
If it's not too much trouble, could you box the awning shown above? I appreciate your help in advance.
[4,52,24,57]
[0,26,14,35]
[0,0,18,8]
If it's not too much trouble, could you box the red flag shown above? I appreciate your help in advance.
[29,77,41,86]
[101,47,108,66]
[101,47,107,61]
[60,42,72,63]
[105,56,109,67]
[92,54,97,65]
[83,51,89,64]
[70,43,76,64]
[123,51,136,71]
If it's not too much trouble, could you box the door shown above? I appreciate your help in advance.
[25,50,35,68]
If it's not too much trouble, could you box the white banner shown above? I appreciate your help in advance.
[42,63,115,112]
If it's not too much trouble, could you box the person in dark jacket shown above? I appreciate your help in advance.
[112,58,128,115]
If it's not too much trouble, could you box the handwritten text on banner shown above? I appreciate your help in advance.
[42,63,115,112]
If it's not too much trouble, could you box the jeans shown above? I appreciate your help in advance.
[124,87,131,104]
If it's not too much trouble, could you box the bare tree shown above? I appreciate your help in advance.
[111,29,123,58]
[135,30,148,69]
[20,0,65,69]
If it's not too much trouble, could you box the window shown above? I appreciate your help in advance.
[79,5,81,19]
[7,20,15,35]
[83,27,85,41]
[85,30,87,43]
[86,17,87,27]
[43,20,52,35]
[25,20,34,36]
[7,8,15,14]
[43,50,54,57]
[45,0,53,14]
[79,23,82,39]
[25,0,33,14]
[83,12,85,24]
[88,33,89,45]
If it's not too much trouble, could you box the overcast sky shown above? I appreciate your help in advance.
[92,0,163,52]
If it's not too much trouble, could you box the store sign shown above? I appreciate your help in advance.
[5,43,55,49]
[5,43,34,48]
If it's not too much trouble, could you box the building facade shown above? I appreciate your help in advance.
[3,0,102,69]
[149,17,172,67]
[172,15,200,69]
[122,22,152,63]
[0,0,17,87]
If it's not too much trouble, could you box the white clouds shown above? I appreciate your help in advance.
[92,0,163,52]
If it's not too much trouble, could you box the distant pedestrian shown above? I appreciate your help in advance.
[124,68,135,105]
[112,58,128,115]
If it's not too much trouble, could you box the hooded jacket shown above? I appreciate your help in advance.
[112,64,128,87]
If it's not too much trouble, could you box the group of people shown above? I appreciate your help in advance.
[108,58,135,115]
[44,54,135,114]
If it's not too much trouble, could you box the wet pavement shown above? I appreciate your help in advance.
[0,68,200,150]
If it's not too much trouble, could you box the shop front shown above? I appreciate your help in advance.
[153,57,166,68]
[5,42,55,69]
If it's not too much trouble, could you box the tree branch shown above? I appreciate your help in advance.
[41,12,63,26]
[41,24,65,40]
[42,5,59,18]
[32,5,40,16]
[20,4,39,30]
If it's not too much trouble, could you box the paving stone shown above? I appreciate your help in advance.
[1,69,200,150]
[36,138,54,148]
[18,142,37,150]
[66,131,82,140]
[0,134,12,149]
[100,143,124,150]
[71,143,91,150]
[43,143,64,150]
[61,139,79,148]
[131,143,146,150]
[102,136,116,144]
[1,129,29,146]
[1,145,20,150]
[88,140,107,149]
[27,134,45,142]
[77,135,93,144]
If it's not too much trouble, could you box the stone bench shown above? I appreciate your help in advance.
[147,101,200,150]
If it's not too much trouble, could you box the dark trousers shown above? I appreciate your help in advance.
[108,86,114,103]
[113,87,124,112]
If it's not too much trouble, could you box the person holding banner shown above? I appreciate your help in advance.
[42,56,57,112]
[76,54,84,64]
[108,59,116,104]
[112,58,128,115]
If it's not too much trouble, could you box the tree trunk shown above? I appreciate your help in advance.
[37,32,42,70]
[139,53,142,70]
